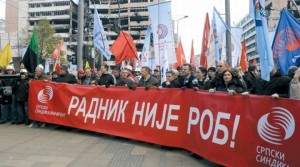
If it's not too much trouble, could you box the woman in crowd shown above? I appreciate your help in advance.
[209,70,247,95]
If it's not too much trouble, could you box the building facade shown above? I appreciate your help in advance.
[237,0,300,66]
[90,0,163,52]
[0,19,4,34]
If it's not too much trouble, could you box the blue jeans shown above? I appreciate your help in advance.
[0,95,17,122]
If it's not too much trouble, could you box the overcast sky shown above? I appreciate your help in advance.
[0,0,250,56]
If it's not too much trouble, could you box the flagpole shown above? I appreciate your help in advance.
[225,0,232,67]
[77,0,84,70]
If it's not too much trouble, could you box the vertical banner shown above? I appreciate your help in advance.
[200,13,210,68]
[212,7,228,62]
[93,5,112,60]
[160,45,169,83]
[231,27,243,67]
[148,2,176,65]
[141,26,152,67]
[272,8,300,75]
[207,23,216,68]
[249,0,274,81]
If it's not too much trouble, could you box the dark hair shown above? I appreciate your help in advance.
[198,67,207,76]
[183,64,192,71]
[101,64,109,70]
[248,65,257,72]
[51,71,58,75]
[207,67,216,72]
[141,66,151,74]
[288,66,298,78]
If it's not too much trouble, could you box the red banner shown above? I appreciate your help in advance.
[29,80,300,167]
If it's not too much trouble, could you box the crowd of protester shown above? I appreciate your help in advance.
[0,60,299,128]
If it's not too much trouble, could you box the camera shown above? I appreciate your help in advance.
[0,74,19,105]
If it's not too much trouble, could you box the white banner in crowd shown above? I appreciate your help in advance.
[93,6,111,60]
[148,2,176,65]
[141,26,152,68]
[231,27,242,67]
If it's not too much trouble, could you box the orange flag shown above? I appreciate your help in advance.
[173,37,186,69]
[52,39,63,59]
[190,39,196,68]
[53,57,60,73]
[240,39,248,72]
[110,31,138,65]
[200,13,210,68]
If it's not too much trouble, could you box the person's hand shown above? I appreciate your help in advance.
[166,81,170,85]
[193,87,199,91]
[158,86,163,89]
[292,69,300,82]
[271,93,279,99]
[294,69,300,78]
[241,92,249,96]
[209,88,215,94]
[227,89,236,96]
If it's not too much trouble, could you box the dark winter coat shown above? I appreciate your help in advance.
[98,73,115,86]
[162,80,181,88]
[55,73,77,84]
[178,74,196,88]
[252,71,291,97]
[15,78,29,102]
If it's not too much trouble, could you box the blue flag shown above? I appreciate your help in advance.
[249,0,274,81]
[93,6,111,60]
[272,8,300,75]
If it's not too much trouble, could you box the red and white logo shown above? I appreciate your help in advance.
[257,107,295,145]
[37,86,53,103]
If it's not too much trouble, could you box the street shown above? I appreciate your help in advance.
[0,124,220,167]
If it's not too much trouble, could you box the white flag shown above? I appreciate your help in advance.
[141,26,152,67]
[148,2,176,65]
[93,5,111,60]
[160,45,169,84]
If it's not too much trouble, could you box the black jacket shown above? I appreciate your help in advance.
[162,80,181,88]
[15,78,29,101]
[252,71,291,97]
[98,73,115,86]
[178,74,196,88]
[54,73,77,84]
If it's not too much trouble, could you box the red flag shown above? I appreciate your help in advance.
[252,58,257,66]
[190,39,196,68]
[52,39,63,60]
[240,39,248,72]
[173,37,186,69]
[110,31,138,65]
[200,13,210,68]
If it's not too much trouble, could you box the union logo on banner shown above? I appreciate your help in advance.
[37,86,54,103]
[273,27,300,58]
[257,107,295,145]
[157,24,168,39]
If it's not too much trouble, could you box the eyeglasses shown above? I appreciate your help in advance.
[217,65,223,67]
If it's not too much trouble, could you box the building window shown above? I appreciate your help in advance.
[131,0,148,3]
